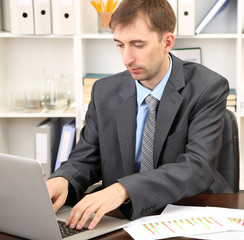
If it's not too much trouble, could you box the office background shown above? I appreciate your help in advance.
[0,0,243,188]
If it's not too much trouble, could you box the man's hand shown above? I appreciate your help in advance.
[46,177,69,213]
[66,182,129,230]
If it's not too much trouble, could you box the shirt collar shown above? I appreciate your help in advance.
[136,54,172,106]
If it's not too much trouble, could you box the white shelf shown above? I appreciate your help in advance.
[0,31,74,39]
[0,113,76,118]
[80,33,240,40]
[0,111,76,118]
[176,34,239,39]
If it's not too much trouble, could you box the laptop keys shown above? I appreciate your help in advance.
[58,220,88,238]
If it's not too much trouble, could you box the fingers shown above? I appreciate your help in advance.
[88,210,104,229]
[46,177,69,213]
[66,183,130,230]
[52,197,66,213]
[66,196,103,230]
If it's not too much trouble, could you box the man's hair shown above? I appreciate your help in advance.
[109,0,176,35]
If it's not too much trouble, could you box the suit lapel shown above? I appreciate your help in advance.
[154,82,183,166]
[117,74,137,175]
[154,54,185,167]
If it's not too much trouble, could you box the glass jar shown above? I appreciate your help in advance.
[41,70,70,111]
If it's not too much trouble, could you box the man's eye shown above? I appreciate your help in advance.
[135,44,143,48]
[116,44,123,48]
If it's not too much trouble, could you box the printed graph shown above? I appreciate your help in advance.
[141,216,224,237]
[124,205,244,239]
[228,217,244,226]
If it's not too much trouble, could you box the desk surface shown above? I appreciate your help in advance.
[1,193,244,240]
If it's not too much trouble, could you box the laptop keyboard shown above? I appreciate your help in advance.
[58,220,88,238]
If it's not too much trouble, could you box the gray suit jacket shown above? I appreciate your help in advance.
[51,54,232,220]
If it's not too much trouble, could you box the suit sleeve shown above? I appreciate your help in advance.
[49,84,102,202]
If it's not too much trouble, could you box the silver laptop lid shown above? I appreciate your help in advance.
[0,153,62,240]
[0,153,130,240]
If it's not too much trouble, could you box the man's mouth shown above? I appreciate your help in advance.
[128,67,142,74]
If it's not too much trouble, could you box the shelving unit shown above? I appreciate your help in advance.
[0,0,243,188]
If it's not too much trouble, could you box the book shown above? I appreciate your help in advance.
[227,100,237,106]
[226,88,237,112]
[226,106,236,112]
[228,88,237,100]
[83,73,111,85]
[83,73,111,105]
[195,0,230,34]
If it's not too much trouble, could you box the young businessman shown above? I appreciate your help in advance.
[47,0,232,231]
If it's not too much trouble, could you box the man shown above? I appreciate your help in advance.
[47,0,231,232]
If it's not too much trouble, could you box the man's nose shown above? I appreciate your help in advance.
[123,48,135,66]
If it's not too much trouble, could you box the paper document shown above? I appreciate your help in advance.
[124,204,244,240]
[188,231,244,240]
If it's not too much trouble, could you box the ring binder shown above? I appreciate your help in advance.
[33,0,52,35]
[51,0,74,35]
[178,0,195,35]
[2,0,35,34]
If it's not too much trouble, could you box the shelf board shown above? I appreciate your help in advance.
[0,108,76,118]
[80,33,239,40]
[0,31,74,39]
[0,113,76,118]
[176,33,239,39]
[0,31,238,40]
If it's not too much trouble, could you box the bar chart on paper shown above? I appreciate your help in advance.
[187,218,244,240]
[228,217,244,227]
[124,205,244,240]
[229,217,244,224]
[143,216,224,236]
[124,215,228,240]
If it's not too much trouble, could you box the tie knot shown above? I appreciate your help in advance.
[145,94,159,112]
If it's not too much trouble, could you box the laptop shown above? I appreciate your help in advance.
[0,153,130,240]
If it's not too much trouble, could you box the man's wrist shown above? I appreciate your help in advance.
[114,182,130,203]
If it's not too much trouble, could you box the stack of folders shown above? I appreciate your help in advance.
[2,0,74,35]
[83,73,111,106]
[34,118,75,180]
[226,88,237,112]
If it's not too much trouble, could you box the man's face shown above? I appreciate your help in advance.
[114,16,169,89]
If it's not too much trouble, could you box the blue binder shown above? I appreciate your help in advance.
[54,119,76,170]
[195,0,230,34]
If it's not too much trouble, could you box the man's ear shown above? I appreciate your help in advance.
[163,32,175,53]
